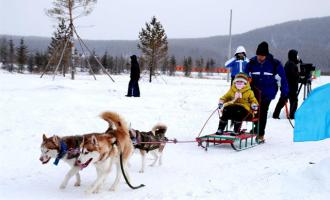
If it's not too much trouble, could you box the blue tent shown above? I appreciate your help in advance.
[294,83,330,142]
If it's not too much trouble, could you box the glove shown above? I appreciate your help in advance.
[218,102,224,109]
[251,103,258,111]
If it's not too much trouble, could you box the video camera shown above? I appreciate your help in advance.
[299,63,316,84]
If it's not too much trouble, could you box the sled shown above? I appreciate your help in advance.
[196,116,261,151]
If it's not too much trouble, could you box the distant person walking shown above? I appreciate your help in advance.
[126,55,140,97]
[273,49,300,119]
[244,41,288,143]
[225,46,249,85]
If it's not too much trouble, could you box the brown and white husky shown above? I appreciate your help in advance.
[39,120,115,189]
[77,111,133,193]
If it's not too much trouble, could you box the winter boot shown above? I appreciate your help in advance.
[215,129,223,135]
[216,120,227,135]
[230,122,242,136]
[256,135,265,143]
[233,122,242,134]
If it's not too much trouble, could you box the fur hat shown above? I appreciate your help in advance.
[233,73,249,84]
[256,41,269,56]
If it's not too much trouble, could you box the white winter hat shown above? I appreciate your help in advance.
[235,46,246,55]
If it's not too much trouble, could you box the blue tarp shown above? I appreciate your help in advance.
[294,83,330,142]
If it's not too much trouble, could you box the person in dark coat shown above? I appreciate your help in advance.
[126,55,140,97]
[244,41,289,143]
[273,49,300,119]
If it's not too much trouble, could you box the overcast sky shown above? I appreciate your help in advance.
[1,0,330,40]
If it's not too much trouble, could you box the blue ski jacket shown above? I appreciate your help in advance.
[225,57,249,77]
[244,54,289,101]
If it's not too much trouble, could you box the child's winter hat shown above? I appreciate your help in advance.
[233,73,249,84]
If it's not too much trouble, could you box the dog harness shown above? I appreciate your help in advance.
[53,140,68,166]
[134,131,168,152]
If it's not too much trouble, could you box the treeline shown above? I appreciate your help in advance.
[0,37,128,75]
[0,36,219,77]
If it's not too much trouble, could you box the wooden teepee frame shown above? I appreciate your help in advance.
[40,24,115,82]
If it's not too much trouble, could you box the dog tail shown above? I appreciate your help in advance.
[152,123,167,135]
[100,111,129,136]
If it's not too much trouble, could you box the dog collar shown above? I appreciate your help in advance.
[53,140,68,166]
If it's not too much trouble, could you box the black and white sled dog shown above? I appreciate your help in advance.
[129,123,168,173]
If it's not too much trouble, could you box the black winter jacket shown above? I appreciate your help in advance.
[284,50,299,93]
[130,56,140,81]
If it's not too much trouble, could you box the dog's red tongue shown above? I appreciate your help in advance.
[76,158,93,170]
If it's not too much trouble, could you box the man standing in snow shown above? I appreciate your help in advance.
[225,46,249,85]
[273,49,300,119]
[126,55,141,97]
[244,41,289,143]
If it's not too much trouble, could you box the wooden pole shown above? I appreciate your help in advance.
[227,9,233,82]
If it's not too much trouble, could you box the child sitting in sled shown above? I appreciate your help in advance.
[216,73,259,135]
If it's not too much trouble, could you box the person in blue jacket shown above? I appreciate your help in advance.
[244,41,288,143]
[225,46,249,85]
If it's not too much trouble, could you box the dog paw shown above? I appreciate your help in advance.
[85,188,94,194]
[93,189,100,194]
[109,186,117,191]
[59,184,66,190]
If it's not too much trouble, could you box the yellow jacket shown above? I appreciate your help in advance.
[220,82,259,112]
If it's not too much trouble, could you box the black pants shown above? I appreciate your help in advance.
[288,93,298,119]
[127,79,140,97]
[273,92,298,119]
[273,96,287,118]
[258,96,271,137]
[218,105,249,131]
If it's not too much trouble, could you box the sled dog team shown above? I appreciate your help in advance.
[39,111,167,193]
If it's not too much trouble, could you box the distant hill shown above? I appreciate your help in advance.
[1,16,330,72]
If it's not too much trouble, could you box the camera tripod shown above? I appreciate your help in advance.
[297,78,312,100]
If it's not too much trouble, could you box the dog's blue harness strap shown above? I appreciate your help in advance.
[53,140,68,166]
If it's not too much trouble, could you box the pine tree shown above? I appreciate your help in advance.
[89,50,100,74]
[27,54,35,73]
[8,39,15,72]
[0,38,8,68]
[169,55,176,76]
[183,57,190,77]
[161,56,169,74]
[138,16,168,82]
[205,59,211,75]
[16,38,28,73]
[34,51,49,73]
[107,55,114,73]
[138,56,145,72]
[184,56,193,77]
[47,19,70,75]
[101,51,109,71]
[209,58,215,68]
[196,57,204,78]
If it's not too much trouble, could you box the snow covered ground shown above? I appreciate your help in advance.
[0,71,329,200]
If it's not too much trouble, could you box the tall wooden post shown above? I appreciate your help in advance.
[227,9,233,82]
[68,0,75,80]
